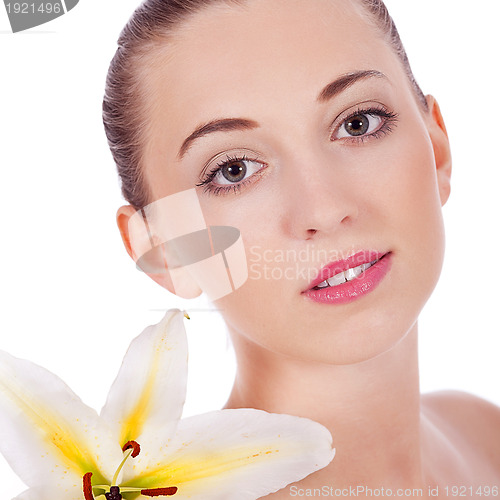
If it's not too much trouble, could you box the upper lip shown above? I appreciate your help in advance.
[304,250,388,291]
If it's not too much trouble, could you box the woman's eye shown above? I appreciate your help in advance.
[212,158,264,185]
[197,150,268,196]
[334,113,384,139]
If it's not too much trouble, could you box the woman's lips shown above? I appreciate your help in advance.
[303,251,392,305]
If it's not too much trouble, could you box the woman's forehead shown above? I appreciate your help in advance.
[162,0,388,80]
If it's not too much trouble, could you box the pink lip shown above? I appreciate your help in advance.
[303,251,392,305]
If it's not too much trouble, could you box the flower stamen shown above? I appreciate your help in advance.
[111,448,133,486]
[122,440,141,458]
[83,472,95,500]
[83,441,178,499]
[141,487,178,496]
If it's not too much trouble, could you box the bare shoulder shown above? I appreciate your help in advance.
[422,390,500,465]
[422,390,500,424]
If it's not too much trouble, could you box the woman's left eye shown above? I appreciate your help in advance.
[335,113,382,139]
[332,107,398,142]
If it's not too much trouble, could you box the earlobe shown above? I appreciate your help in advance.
[425,95,452,206]
[115,205,203,299]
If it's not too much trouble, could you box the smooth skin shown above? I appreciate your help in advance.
[117,0,500,497]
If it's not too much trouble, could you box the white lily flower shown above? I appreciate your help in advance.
[0,310,335,500]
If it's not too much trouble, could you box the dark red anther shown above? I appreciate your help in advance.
[122,440,141,458]
[83,472,95,500]
[105,486,123,500]
[141,486,178,496]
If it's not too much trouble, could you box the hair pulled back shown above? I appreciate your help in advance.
[103,0,427,210]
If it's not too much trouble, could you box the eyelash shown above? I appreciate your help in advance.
[196,105,399,197]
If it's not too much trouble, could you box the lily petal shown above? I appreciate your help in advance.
[12,489,38,500]
[100,309,188,452]
[123,409,335,499]
[0,351,123,500]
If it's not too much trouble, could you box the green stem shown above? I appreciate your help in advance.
[92,485,110,491]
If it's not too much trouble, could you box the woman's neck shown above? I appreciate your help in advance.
[225,321,426,491]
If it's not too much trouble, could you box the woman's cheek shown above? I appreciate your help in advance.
[390,131,446,291]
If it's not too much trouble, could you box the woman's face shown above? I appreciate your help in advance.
[138,0,450,364]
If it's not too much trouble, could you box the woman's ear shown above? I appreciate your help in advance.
[116,205,202,299]
[116,205,138,260]
[425,95,452,206]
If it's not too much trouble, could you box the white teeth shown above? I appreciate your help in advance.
[344,267,358,281]
[315,259,379,290]
[328,272,347,287]
[316,279,330,289]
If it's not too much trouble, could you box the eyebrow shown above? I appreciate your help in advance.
[317,70,387,102]
[178,118,259,159]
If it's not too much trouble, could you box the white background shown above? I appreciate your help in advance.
[1,1,499,496]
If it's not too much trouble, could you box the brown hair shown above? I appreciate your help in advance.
[103,0,427,210]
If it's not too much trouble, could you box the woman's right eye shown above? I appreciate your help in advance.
[197,154,267,195]
[215,158,264,185]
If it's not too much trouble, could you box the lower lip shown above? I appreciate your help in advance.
[303,253,393,305]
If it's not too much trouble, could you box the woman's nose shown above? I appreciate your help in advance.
[279,153,360,240]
